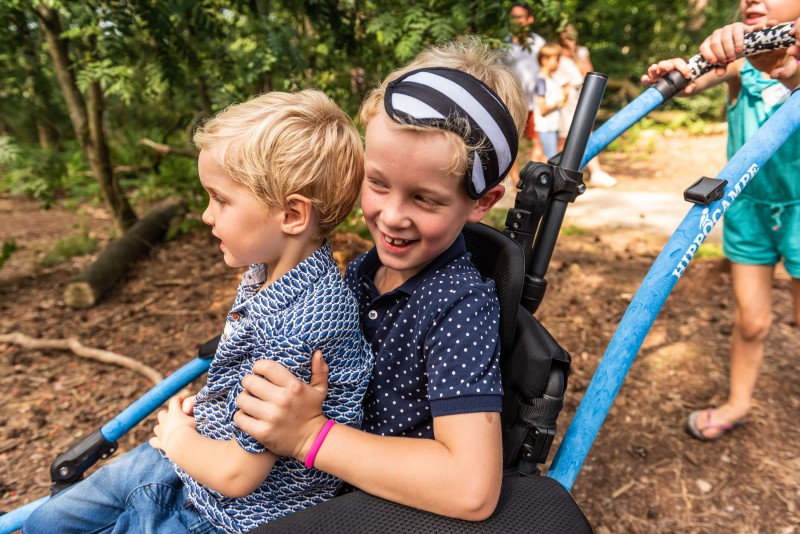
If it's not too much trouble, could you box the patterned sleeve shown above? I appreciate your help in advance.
[231,274,372,455]
[424,284,503,418]
[231,332,313,455]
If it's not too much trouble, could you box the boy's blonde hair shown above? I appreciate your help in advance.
[194,90,364,237]
[537,43,563,64]
[359,36,527,177]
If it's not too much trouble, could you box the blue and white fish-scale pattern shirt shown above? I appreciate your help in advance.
[175,241,373,533]
[345,234,503,439]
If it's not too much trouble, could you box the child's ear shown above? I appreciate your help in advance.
[467,184,505,223]
[280,194,315,235]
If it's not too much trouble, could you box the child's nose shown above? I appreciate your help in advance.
[380,197,409,228]
[201,205,213,226]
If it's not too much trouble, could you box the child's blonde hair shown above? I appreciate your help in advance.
[537,43,562,64]
[359,36,527,177]
[194,90,364,237]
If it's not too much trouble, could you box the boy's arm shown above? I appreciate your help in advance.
[536,94,559,116]
[235,363,502,521]
[316,411,502,520]
[535,79,563,116]
[151,396,277,498]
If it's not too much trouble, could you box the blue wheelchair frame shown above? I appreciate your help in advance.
[1,24,797,532]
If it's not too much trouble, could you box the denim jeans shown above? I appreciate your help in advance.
[23,443,218,534]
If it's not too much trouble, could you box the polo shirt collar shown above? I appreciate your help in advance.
[239,240,336,313]
[358,233,467,295]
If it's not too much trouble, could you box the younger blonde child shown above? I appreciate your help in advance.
[24,90,373,533]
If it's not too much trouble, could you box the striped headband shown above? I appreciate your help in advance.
[384,67,519,199]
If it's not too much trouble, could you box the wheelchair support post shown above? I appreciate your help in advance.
[549,88,800,490]
[507,72,607,314]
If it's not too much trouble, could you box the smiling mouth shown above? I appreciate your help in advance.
[743,11,765,23]
[383,234,413,247]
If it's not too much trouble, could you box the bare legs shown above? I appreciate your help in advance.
[693,263,777,438]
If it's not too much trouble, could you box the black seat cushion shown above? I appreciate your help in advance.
[256,474,590,533]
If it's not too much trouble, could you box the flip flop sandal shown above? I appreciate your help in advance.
[686,408,745,441]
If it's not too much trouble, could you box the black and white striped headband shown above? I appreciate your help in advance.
[384,67,518,199]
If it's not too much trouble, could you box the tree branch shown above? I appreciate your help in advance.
[0,332,163,385]
[138,138,199,159]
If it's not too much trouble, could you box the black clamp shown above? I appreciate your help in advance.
[653,69,690,100]
[684,176,728,206]
[505,161,585,260]
[50,429,118,495]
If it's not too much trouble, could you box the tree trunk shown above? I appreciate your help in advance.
[15,8,60,149]
[86,81,138,229]
[36,3,137,231]
[64,199,186,309]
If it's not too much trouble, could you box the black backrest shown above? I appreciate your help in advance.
[462,222,525,358]
[462,223,571,471]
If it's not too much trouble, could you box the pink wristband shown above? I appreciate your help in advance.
[304,419,336,469]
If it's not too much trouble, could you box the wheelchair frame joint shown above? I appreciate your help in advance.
[50,429,118,496]
[653,69,690,100]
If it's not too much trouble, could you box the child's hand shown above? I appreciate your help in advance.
[641,58,695,93]
[182,395,196,415]
[150,395,197,457]
[698,22,752,74]
[771,17,800,82]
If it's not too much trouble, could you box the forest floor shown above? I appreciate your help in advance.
[1,127,799,533]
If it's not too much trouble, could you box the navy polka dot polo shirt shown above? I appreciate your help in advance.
[345,233,503,439]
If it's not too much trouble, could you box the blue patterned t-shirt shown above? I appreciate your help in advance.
[174,241,373,533]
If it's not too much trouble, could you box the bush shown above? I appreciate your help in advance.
[0,238,19,269]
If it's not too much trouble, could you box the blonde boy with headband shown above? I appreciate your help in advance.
[24,90,373,533]
[234,37,528,520]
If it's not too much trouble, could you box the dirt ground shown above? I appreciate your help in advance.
[1,128,799,533]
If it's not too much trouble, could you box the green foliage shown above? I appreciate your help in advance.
[561,225,588,236]
[0,0,742,220]
[0,239,19,269]
[0,139,97,208]
[694,242,724,260]
[669,84,728,122]
[40,232,98,267]
[166,216,206,241]
[482,207,509,231]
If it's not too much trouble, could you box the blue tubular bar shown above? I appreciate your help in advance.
[549,89,800,490]
[0,497,48,533]
[581,87,665,168]
[101,356,212,442]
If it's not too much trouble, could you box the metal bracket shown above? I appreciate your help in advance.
[684,176,728,206]
[50,429,118,495]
